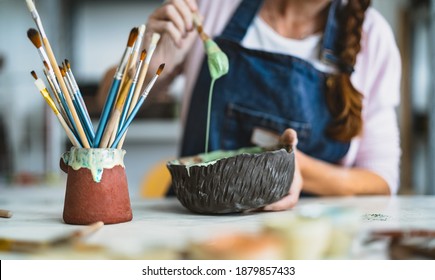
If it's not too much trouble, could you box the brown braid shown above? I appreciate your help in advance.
[325,0,370,142]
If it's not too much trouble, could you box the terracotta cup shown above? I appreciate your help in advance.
[60,147,132,225]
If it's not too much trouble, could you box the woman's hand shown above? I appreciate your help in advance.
[147,0,198,48]
[142,0,199,92]
[263,129,303,211]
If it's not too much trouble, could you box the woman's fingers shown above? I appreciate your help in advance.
[264,128,303,211]
[280,128,298,148]
[172,0,194,32]
[263,192,299,211]
[147,18,183,47]
[264,166,302,211]
[148,0,197,47]
[184,0,198,12]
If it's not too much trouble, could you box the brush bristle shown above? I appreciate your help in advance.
[127,27,139,47]
[59,66,66,76]
[27,28,42,48]
[197,25,203,34]
[26,0,36,13]
[34,78,46,91]
[65,59,71,70]
[156,63,165,75]
[140,49,147,60]
[43,61,50,70]
[30,70,38,80]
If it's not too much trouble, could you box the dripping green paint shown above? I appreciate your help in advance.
[204,39,229,153]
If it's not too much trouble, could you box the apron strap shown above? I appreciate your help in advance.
[321,0,343,67]
[220,0,263,42]
[221,0,344,69]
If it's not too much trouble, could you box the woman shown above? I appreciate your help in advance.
[137,0,401,209]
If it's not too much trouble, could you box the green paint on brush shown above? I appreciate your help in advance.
[203,39,229,153]
[204,39,229,79]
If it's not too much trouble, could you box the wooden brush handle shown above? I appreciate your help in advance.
[43,37,90,148]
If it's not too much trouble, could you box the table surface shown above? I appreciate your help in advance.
[1,186,435,260]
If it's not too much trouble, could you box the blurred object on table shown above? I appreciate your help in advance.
[370,229,435,260]
[0,54,13,183]
[186,205,361,260]
[264,205,360,259]
[186,232,284,260]
[140,159,171,198]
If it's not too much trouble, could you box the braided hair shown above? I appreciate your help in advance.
[325,0,371,142]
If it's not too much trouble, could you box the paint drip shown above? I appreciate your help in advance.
[204,39,229,153]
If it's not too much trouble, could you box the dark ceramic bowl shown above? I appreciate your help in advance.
[167,146,295,214]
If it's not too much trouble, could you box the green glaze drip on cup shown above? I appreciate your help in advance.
[62,147,126,183]
[204,39,229,153]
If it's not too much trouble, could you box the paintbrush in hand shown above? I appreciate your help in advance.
[193,14,229,80]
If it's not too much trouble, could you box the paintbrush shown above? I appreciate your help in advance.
[104,26,145,147]
[0,209,12,219]
[0,221,103,253]
[111,63,165,148]
[129,24,146,70]
[118,33,160,148]
[32,71,82,147]
[42,61,80,142]
[27,28,50,69]
[26,0,90,148]
[114,33,161,148]
[100,68,135,148]
[128,33,160,115]
[112,25,146,128]
[93,27,139,148]
[60,66,93,146]
[27,29,74,131]
[119,49,146,132]
[27,29,63,107]
[193,14,229,80]
[42,62,71,128]
[61,63,95,145]
[65,59,93,129]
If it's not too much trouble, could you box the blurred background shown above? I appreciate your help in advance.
[0,0,433,197]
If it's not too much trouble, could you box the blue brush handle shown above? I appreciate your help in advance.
[76,90,93,126]
[111,95,145,148]
[73,97,95,146]
[93,78,121,147]
[118,82,137,131]
[59,92,82,147]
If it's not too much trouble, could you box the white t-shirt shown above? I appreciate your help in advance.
[241,16,335,73]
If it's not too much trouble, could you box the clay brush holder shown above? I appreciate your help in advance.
[60,147,132,225]
[167,146,295,214]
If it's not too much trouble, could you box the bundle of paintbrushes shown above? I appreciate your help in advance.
[25,0,164,149]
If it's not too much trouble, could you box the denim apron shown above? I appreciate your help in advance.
[171,0,351,195]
